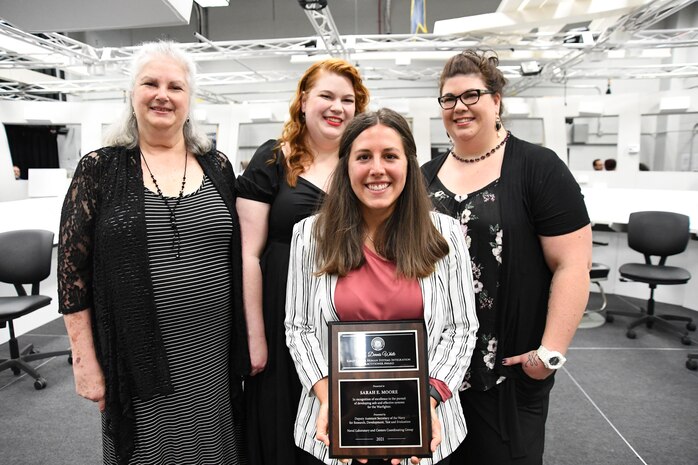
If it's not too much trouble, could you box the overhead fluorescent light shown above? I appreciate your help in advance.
[194,0,229,7]
[520,61,541,76]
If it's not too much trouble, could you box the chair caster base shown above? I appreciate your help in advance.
[606,315,614,323]
[681,336,692,346]
[33,377,47,390]
[627,330,637,339]
[687,359,698,371]
[687,322,696,331]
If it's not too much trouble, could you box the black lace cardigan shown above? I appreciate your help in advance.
[58,146,250,464]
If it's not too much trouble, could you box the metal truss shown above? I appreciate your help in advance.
[302,6,347,59]
[563,62,698,80]
[507,0,698,95]
[1,0,698,101]
[608,0,698,35]
[0,19,98,66]
[624,28,698,48]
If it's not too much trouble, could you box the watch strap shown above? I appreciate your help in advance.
[536,345,566,369]
[429,384,442,405]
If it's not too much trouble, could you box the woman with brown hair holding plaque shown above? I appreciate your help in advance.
[285,108,479,465]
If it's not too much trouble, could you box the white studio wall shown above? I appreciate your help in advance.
[3,89,698,203]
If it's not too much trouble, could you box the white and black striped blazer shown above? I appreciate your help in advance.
[285,212,479,465]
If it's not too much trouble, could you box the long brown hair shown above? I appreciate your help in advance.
[439,49,507,117]
[314,108,449,279]
[278,59,370,186]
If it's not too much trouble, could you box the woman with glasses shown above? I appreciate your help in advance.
[421,49,592,464]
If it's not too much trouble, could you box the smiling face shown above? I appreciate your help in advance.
[440,73,501,146]
[132,56,190,136]
[301,71,357,149]
[348,124,408,225]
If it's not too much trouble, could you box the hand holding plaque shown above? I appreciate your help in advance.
[328,321,432,460]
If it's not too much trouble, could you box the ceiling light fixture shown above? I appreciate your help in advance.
[298,0,327,10]
[520,61,541,76]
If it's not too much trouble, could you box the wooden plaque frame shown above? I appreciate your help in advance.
[328,320,431,459]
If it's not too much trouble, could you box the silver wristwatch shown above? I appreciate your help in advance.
[536,345,567,369]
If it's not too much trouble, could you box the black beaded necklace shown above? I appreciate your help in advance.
[451,130,511,164]
[140,148,188,259]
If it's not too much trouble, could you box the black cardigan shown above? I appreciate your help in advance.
[422,134,589,457]
[58,146,249,464]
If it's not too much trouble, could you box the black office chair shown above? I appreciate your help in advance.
[605,211,694,345]
[0,229,71,389]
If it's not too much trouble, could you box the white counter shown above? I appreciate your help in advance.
[582,187,698,234]
[0,196,63,238]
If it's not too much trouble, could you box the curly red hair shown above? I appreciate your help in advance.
[278,58,369,187]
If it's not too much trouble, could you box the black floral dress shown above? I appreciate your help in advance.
[428,178,505,391]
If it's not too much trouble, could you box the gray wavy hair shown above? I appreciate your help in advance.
[103,41,212,155]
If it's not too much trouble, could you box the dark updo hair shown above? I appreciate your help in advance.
[439,49,507,117]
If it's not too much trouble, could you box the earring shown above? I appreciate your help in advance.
[300,111,306,123]
[495,116,502,132]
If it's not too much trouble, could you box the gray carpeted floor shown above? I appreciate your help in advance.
[2,294,697,465]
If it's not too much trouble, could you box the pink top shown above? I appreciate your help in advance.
[334,246,451,402]
[335,245,423,321]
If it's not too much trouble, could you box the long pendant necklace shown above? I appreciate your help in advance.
[451,130,511,164]
[140,148,188,259]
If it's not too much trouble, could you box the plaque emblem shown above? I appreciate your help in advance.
[370,337,385,352]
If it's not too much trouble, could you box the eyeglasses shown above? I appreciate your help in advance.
[437,89,495,109]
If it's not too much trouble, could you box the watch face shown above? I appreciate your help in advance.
[549,356,560,366]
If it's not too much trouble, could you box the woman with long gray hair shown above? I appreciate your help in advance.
[58,41,249,464]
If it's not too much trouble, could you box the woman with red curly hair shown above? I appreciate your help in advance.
[236,58,369,465]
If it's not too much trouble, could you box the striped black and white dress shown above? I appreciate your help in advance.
[103,175,242,464]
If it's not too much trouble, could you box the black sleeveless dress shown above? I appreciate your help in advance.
[236,139,325,465]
